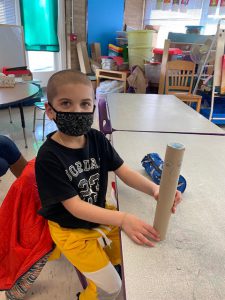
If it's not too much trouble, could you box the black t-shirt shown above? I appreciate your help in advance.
[35,129,123,229]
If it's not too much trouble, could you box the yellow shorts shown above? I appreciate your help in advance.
[48,218,122,300]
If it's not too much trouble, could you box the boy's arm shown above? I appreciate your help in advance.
[115,163,181,213]
[115,163,159,197]
[62,195,160,246]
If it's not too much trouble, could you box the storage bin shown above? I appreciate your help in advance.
[127,30,154,47]
[128,46,152,69]
[152,48,183,62]
[122,46,128,62]
[116,31,127,38]
[144,62,161,83]
[108,44,123,57]
[116,38,128,46]
[101,58,117,71]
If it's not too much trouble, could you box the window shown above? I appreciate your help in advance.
[0,0,66,85]
[27,51,55,72]
[144,0,225,47]
[202,0,225,35]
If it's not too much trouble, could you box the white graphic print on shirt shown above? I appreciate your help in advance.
[65,158,100,204]
[78,173,99,204]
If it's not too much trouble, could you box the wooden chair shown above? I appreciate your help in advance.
[165,60,202,112]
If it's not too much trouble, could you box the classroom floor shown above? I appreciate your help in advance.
[0,104,124,300]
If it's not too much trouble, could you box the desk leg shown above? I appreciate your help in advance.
[18,103,28,148]
[8,106,13,123]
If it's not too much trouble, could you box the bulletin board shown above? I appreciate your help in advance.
[0,24,26,71]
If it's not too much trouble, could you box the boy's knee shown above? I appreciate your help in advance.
[105,276,122,294]
[97,278,122,299]
[83,262,122,299]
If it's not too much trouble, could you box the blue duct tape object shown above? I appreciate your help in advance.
[141,152,187,193]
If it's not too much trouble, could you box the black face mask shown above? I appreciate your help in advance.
[48,103,95,136]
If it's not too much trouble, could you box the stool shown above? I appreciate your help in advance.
[32,99,47,141]
[96,69,129,93]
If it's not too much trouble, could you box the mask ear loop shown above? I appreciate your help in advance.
[47,102,59,126]
[48,102,58,113]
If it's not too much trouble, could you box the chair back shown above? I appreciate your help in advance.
[165,60,195,95]
[98,98,112,136]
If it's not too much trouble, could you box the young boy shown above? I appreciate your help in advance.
[35,70,181,300]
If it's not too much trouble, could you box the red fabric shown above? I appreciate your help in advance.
[0,159,53,290]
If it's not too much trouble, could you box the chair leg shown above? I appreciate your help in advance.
[33,106,37,132]
[196,100,201,113]
[8,107,12,123]
[42,112,46,141]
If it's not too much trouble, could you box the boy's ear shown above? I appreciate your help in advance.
[45,102,55,120]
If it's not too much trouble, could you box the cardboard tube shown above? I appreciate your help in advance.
[153,142,185,240]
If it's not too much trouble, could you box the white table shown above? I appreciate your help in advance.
[0,83,39,147]
[112,131,225,300]
[107,93,224,134]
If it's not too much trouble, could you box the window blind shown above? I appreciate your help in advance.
[0,0,16,25]
[19,0,59,52]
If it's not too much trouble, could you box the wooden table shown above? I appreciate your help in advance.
[112,131,225,300]
[107,93,224,135]
[0,83,39,147]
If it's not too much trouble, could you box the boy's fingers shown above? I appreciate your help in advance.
[132,235,143,245]
[136,233,155,247]
[175,191,182,202]
[141,227,160,241]
[144,223,160,239]
[175,197,181,205]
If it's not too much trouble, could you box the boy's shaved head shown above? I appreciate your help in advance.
[47,69,93,103]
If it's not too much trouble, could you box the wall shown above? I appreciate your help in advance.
[65,0,145,69]
[65,0,87,69]
[87,0,125,56]
[124,0,145,30]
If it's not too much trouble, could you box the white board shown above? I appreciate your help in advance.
[0,24,26,70]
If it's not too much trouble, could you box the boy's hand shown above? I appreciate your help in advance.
[153,186,182,214]
[171,190,182,213]
[153,185,160,201]
[121,213,160,247]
